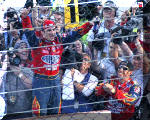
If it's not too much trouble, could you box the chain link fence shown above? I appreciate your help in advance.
[0,0,150,120]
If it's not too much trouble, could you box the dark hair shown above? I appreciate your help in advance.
[118,61,134,71]
[53,10,64,17]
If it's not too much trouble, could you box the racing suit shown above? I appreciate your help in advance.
[95,76,141,120]
[21,16,93,116]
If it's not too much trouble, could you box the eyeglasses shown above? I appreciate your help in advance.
[118,65,129,71]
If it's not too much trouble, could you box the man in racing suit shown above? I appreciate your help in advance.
[21,10,93,116]
[95,61,141,120]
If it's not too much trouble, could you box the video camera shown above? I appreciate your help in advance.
[7,47,21,66]
[110,25,139,44]
[92,33,105,50]
[4,8,22,30]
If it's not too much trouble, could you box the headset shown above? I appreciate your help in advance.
[100,0,118,18]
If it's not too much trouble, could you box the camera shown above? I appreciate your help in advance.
[92,33,105,50]
[7,48,21,66]
[4,8,22,30]
[111,25,138,44]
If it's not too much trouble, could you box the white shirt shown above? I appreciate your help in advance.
[62,69,98,100]
[87,21,111,59]
[99,58,117,82]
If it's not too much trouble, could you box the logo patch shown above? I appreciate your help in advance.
[41,55,60,64]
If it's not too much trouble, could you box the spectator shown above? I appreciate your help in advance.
[50,10,64,35]
[111,34,150,119]
[73,39,92,58]
[61,53,98,113]
[95,61,141,120]
[0,40,33,119]
[0,95,6,119]
[87,0,118,61]
[21,8,93,116]
[3,7,27,49]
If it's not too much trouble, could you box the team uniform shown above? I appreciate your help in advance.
[21,16,93,116]
[95,76,141,120]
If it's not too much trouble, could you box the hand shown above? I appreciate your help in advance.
[103,83,116,94]
[10,65,21,75]
[95,83,104,96]
[35,18,43,28]
[71,68,75,77]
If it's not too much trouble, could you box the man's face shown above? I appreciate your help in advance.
[117,65,132,82]
[75,40,82,54]
[54,14,63,25]
[17,43,29,61]
[103,7,115,20]
[133,55,143,70]
[42,26,56,41]
[53,14,63,32]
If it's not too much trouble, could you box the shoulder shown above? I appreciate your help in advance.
[90,74,98,81]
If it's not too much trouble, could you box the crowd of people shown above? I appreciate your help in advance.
[0,0,150,120]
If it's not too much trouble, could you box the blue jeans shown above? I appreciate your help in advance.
[32,74,61,116]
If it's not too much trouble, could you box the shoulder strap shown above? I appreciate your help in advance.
[81,73,91,85]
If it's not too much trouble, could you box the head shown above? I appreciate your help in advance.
[121,10,129,22]
[102,0,117,21]
[14,40,30,62]
[51,11,64,32]
[132,53,143,70]
[117,61,134,82]
[42,19,56,41]
[80,53,91,74]
[74,40,83,54]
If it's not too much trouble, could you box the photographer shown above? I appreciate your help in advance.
[87,0,118,60]
[3,7,28,49]
[0,40,33,119]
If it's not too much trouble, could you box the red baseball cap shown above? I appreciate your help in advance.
[43,19,55,30]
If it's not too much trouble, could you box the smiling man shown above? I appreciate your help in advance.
[95,61,141,120]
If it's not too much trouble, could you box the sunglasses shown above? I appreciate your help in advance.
[134,56,142,61]
[118,65,129,71]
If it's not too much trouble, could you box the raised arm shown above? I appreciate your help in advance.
[62,22,93,43]
[21,7,39,47]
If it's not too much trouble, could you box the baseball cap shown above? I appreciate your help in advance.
[118,61,134,71]
[43,19,55,30]
[103,0,117,10]
[37,0,50,6]
[14,40,30,49]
